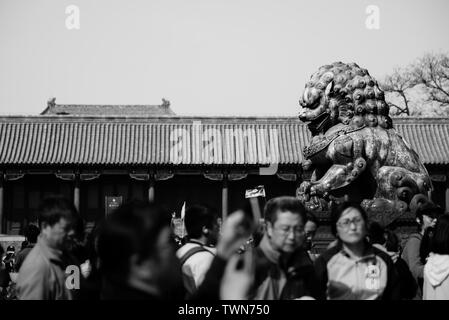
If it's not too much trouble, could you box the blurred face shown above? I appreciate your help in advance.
[41,218,73,250]
[305,220,318,250]
[130,227,174,277]
[267,211,305,253]
[156,227,176,262]
[130,226,182,298]
[336,207,367,245]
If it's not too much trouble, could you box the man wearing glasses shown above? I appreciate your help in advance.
[249,196,319,300]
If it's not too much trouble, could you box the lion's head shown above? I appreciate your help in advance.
[299,62,392,136]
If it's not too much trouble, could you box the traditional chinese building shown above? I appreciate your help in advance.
[1,100,449,249]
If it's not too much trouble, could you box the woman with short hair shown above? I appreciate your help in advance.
[314,202,401,300]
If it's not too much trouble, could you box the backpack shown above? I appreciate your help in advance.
[179,246,214,266]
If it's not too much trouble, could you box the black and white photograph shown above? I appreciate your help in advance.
[1,0,449,310]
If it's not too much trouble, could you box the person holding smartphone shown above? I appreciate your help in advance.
[195,196,319,300]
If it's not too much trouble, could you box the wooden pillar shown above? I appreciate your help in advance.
[74,176,80,212]
[222,175,228,220]
[295,172,302,198]
[148,177,155,203]
[0,174,4,234]
[446,181,449,212]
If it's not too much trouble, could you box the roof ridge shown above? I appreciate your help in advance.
[54,104,163,107]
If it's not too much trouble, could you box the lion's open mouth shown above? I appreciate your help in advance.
[306,112,331,135]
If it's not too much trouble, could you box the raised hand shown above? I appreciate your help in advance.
[219,249,255,300]
[216,210,254,260]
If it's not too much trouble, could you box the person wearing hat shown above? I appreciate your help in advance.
[402,201,444,299]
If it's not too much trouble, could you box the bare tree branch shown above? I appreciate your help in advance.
[411,53,449,107]
[380,67,413,115]
[386,101,409,115]
[382,52,449,116]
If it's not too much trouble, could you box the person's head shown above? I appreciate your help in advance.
[368,221,385,245]
[264,196,307,253]
[305,212,319,250]
[384,229,400,253]
[38,195,78,250]
[21,241,29,250]
[430,214,449,255]
[416,202,443,233]
[369,223,401,254]
[97,200,182,298]
[184,205,219,246]
[24,224,40,244]
[331,202,368,246]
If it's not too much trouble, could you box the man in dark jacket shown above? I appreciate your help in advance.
[249,196,317,299]
[196,196,318,300]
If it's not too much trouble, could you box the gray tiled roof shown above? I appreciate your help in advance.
[0,116,447,166]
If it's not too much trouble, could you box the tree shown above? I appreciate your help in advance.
[381,67,414,116]
[381,52,449,116]
[411,53,449,107]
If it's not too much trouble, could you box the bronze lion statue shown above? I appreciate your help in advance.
[297,62,431,226]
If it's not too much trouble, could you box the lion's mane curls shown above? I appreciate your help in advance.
[305,62,393,129]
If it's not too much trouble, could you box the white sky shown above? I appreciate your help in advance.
[0,0,448,116]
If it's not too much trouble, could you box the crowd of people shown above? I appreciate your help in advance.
[1,194,449,300]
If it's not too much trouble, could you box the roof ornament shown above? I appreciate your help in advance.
[47,97,56,109]
[161,98,170,108]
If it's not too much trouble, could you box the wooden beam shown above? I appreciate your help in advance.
[446,183,449,212]
[295,172,303,198]
[74,176,80,212]
[148,177,155,203]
